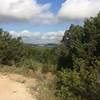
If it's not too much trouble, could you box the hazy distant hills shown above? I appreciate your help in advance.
[26,43,58,48]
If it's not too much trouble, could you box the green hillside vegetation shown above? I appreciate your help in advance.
[0,29,25,65]
[0,30,58,72]
[56,13,100,100]
[0,12,100,100]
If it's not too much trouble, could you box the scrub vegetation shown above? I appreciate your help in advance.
[0,13,100,100]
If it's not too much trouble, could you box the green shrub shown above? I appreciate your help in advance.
[56,13,100,100]
[57,66,100,100]
[0,29,25,65]
[16,59,43,71]
[42,63,57,73]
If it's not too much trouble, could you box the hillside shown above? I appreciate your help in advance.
[0,12,100,100]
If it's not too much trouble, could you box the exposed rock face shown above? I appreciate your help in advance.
[61,24,74,46]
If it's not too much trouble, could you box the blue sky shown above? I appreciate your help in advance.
[0,0,66,32]
[37,0,65,13]
[0,0,100,44]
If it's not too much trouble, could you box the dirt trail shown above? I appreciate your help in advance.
[0,73,37,100]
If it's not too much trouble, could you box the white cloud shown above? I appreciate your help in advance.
[0,0,57,24]
[58,0,100,21]
[0,0,100,24]
[10,30,64,44]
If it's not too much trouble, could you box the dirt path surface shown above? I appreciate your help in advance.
[0,73,37,100]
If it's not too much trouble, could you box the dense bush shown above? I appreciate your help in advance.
[0,28,57,72]
[21,45,58,72]
[57,63,100,100]
[0,29,25,65]
[56,13,100,100]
